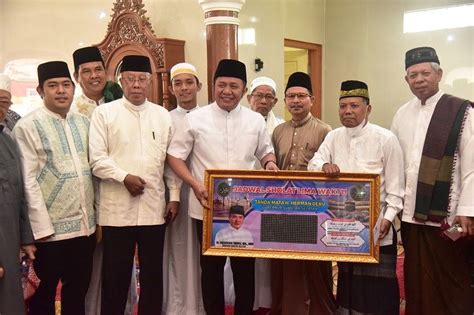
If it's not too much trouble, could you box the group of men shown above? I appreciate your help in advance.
[0,45,472,315]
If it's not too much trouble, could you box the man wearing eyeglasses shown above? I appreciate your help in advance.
[247,76,284,135]
[271,72,336,315]
[89,55,181,315]
[247,76,284,312]
[71,46,126,315]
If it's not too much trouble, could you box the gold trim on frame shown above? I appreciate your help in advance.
[202,170,381,263]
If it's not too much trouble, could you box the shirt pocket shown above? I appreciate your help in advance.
[357,159,383,174]
[234,133,259,162]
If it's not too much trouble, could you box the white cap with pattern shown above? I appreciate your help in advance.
[170,63,198,81]
[249,76,276,94]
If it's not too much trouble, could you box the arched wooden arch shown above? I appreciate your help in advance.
[95,0,185,109]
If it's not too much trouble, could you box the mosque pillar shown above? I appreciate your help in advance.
[198,0,245,102]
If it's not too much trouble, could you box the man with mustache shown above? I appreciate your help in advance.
[271,72,335,315]
[391,46,474,314]
[13,61,96,314]
[71,46,122,119]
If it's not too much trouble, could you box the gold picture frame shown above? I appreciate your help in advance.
[202,169,381,263]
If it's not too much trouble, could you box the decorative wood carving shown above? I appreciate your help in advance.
[95,0,185,109]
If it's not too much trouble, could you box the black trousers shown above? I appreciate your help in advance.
[101,225,166,315]
[29,234,96,315]
[195,219,255,315]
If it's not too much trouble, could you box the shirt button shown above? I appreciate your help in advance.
[293,143,296,146]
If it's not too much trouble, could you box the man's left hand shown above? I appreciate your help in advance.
[265,160,279,171]
[165,201,179,222]
[378,218,392,240]
[21,244,36,261]
[454,216,474,238]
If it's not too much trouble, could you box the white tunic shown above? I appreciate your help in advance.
[89,97,180,226]
[163,104,205,314]
[308,122,405,246]
[215,226,254,247]
[13,107,95,241]
[167,102,274,220]
[391,90,474,226]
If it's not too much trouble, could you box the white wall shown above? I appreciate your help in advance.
[324,0,474,128]
[1,0,472,128]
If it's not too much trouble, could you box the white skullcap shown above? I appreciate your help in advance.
[0,74,11,92]
[170,63,198,81]
[249,76,276,94]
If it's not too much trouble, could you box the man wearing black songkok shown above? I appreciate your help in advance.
[89,55,180,315]
[72,46,122,119]
[13,61,96,314]
[167,59,278,315]
[392,46,474,314]
[271,72,335,315]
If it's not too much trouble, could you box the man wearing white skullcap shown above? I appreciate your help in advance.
[247,76,285,134]
[163,62,204,314]
[0,74,21,135]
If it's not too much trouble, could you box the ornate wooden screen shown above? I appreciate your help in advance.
[95,0,185,109]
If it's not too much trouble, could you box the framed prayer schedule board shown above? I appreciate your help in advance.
[202,169,381,263]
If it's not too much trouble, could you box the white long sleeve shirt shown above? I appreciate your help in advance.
[167,102,274,220]
[89,97,180,226]
[13,107,95,241]
[308,122,405,246]
[215,226,254,247]
[391,90,474,226]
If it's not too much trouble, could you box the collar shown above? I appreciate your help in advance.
[80,93,104,106]
[41,105,70,119]
[344,119,370,137]
[418,89,443,109]
[291,113,312,127]
[122,97,148,112]
[176,104,199,113]
[211,102,242,115]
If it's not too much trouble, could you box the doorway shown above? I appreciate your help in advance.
[284,39,323,120]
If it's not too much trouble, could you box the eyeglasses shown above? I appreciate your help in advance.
[285,93,311,100]
[251,93,275,102]
[123,76,150,86]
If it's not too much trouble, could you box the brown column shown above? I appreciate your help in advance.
[199,0,245,102]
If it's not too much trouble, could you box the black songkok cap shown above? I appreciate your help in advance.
[285,72,312,94]
[340,80,369,102]
[37,61,72,86]
[214,59,247,84]
[120,55,152,73]
[405,46,440,70]
[229,205,245,216]
[73,46,104,71]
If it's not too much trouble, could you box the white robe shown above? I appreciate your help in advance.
[391,90,474,226]
[162,105,205,315]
